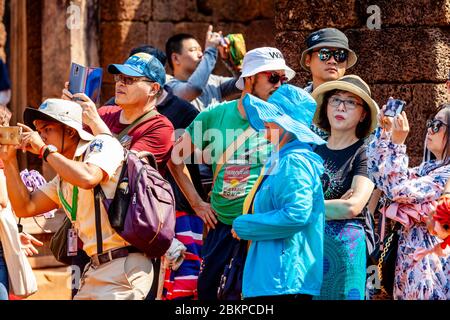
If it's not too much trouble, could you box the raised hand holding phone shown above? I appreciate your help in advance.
[68,63,103,104]
[391,111,410,145]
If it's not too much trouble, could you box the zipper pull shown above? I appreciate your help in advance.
[132,193,137,205]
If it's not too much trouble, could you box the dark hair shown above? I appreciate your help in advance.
[437,103,450,164]
[316,89,372,139]
[129,45,167,66]
[165,33,196,70]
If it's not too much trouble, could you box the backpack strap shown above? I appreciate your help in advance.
[94,185,103,254]
[117,108,159,142]
[211,126,254,191]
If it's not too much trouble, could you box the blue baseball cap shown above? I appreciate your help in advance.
[108,52,166,86]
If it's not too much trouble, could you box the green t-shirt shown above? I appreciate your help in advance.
[185,99,272,225]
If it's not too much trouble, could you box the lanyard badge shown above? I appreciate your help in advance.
[67,227,78,256]
[58,182,79,257]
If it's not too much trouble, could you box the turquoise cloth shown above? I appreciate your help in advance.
[314,219,367,300]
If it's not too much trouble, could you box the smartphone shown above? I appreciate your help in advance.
[384,98,406,117]
[0,126,22,145]
[68,63,103,104]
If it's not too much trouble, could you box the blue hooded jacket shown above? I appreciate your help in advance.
[233,140,325,298]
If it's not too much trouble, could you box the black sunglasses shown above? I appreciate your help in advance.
[259,71,289,85]
[426,119,448,134]
[313,48,349,63]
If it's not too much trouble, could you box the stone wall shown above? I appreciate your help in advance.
[99,0,276,103]
[0,0,5,61]
[275,0,450,165]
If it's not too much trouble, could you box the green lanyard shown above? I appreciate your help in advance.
[58,181,79,222]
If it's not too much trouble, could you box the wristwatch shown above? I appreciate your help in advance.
[43,145,58,162]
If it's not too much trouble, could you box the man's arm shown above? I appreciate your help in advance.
[1,147,58,217]
[325,176,375,220]
[167,47,219,102]
[45,152,105,189]
[168,132,217,229]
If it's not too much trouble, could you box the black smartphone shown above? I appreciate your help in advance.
[384,98,406,117]
[68,63,103,104]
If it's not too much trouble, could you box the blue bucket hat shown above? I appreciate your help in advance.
[243,84,326,146]
[108,52,166,86]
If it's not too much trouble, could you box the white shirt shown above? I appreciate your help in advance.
[41,134,128,256]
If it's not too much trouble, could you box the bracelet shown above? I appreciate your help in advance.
[38,145,47,159]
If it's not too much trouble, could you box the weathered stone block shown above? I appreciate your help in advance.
[101,82,116,106]
[216,0,261,22]
[173,22,211,45]
[260,0,275,19]
[42,0,71,99]
[100,21,148,74]
[100,0,152,22]
[0,0,4,22]
[186,0,215,22]
[148,21,175,54]
[348,28,450,83]
[275,0,360,31]
[0,22,5,47]
[275,31,310,74]
[356,0,450,27]
[153,0,189,21]
[27,48,43,108]
[244,19,277,50]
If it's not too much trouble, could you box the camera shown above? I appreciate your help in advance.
[0,126,22,145]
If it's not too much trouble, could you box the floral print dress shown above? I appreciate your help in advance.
[367,128,450,300]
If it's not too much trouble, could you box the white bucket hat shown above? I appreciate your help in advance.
[24,98,94,142]
[235,47,296,90]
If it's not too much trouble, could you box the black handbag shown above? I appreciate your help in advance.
[367,222,400,297]
[217,240,248,300]
[49,216,73,265]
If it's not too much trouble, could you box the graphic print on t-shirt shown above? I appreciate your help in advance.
[321,158,347,200]
[219,137,270,200]
[315,139,368,201]
[222,165,251,199]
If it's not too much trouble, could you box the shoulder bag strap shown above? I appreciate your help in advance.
[211,126,254,188]
[94,185,103,254]
[117,108,159,142]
